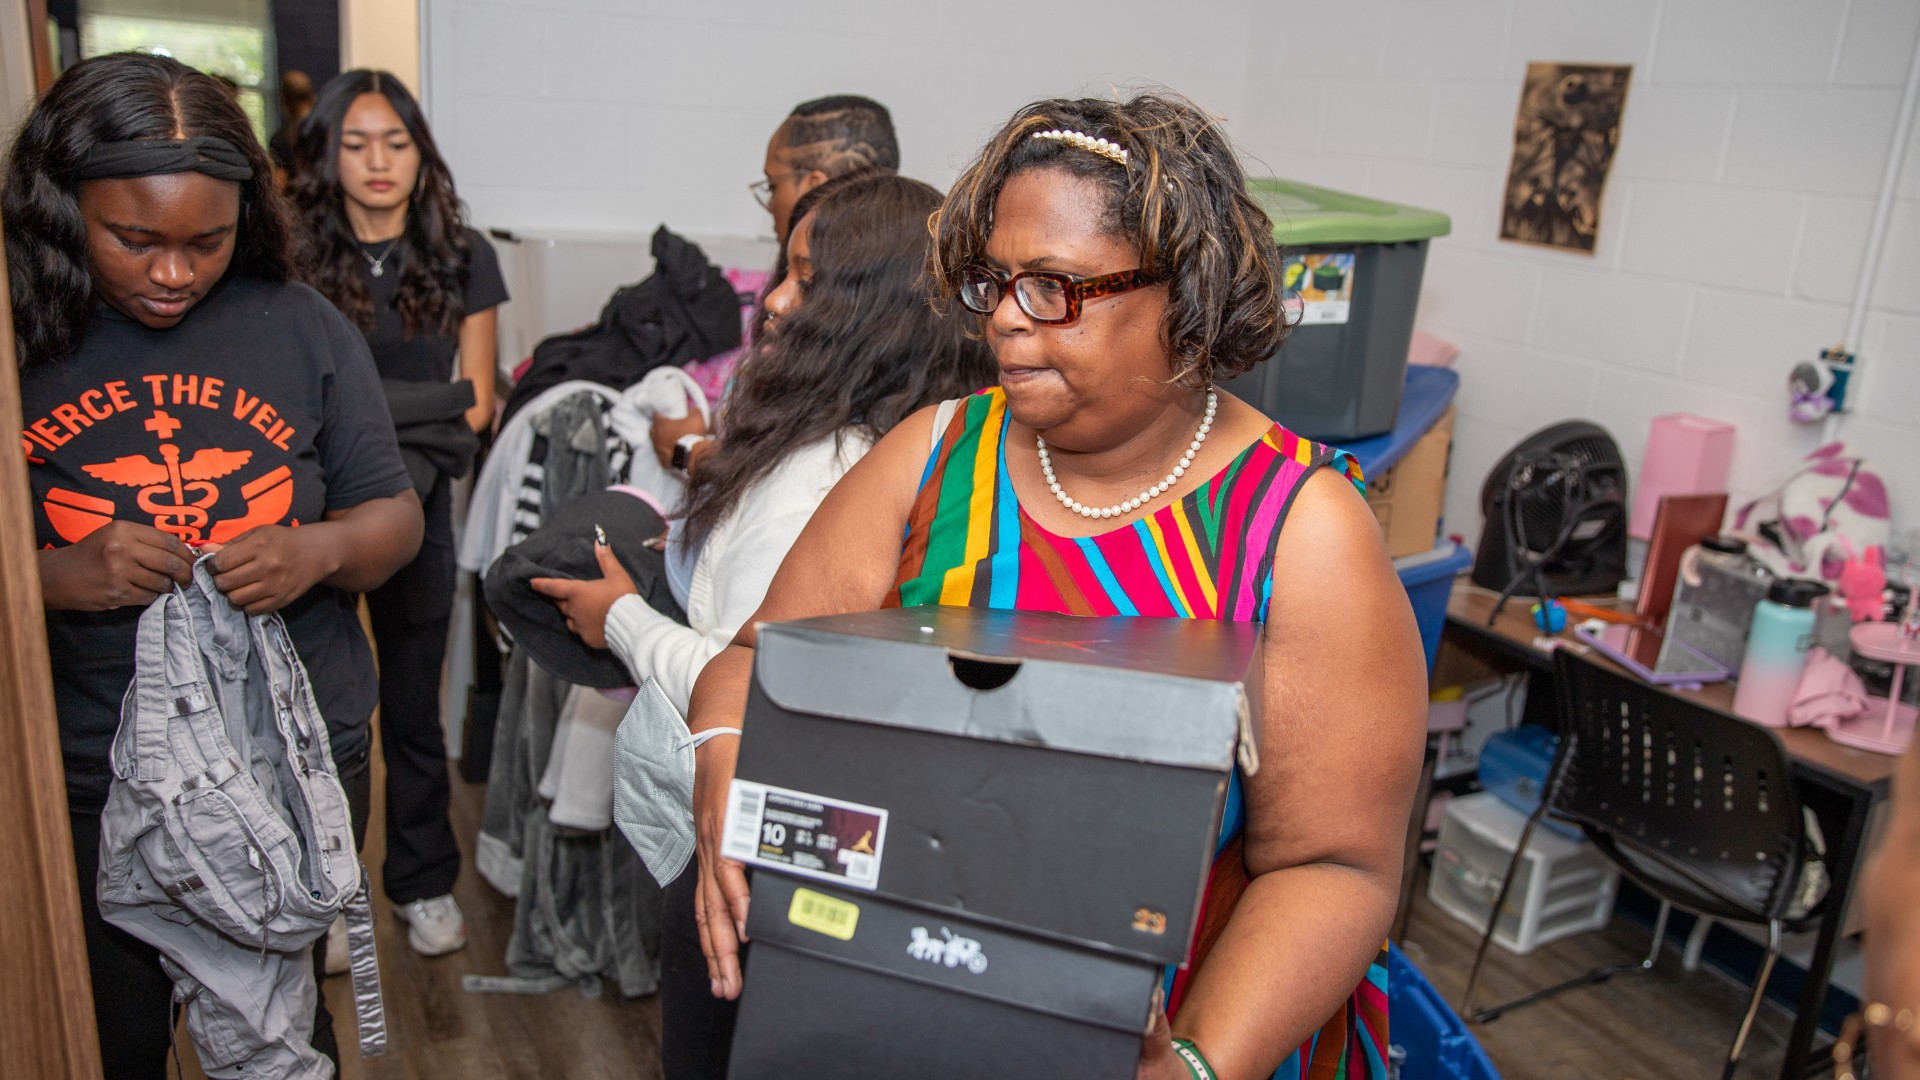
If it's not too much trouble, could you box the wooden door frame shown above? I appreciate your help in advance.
[25,0,52,89]
[0,210,104,1074]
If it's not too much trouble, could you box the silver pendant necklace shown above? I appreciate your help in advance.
[361,236,401,278]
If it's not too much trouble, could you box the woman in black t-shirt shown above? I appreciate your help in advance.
[291,70,508,960]
[5,53,422,1076]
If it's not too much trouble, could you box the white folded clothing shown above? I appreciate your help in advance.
[539,684,629,832]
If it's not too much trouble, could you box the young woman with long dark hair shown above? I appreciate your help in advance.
[6,52,421,1075]
[291,69,508,958]
[533,170,992,712]
[528,170,995,1079]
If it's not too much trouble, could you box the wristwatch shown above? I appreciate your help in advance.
[670,433,710,473]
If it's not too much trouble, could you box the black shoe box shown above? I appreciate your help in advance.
[729,874,1161,1080]
[721,607,1260,1077]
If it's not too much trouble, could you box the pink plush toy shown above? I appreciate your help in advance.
[1837,543,1887,622]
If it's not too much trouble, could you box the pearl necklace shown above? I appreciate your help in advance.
[1037,390,1217,520]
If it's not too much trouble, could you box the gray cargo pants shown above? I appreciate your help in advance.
[97,560,370,1079]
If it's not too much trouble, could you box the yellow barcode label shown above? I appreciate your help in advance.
[788,888,859,941]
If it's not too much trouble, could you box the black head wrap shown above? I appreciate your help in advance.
[74,135,253,182]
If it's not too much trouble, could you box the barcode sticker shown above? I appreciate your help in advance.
[720,779,887,891]
[724,781,766,861]
[787,887,860,941]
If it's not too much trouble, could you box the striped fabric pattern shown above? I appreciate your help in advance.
[509,393,637,550]
[886,387,1386,1080]
[891,388,1366,619]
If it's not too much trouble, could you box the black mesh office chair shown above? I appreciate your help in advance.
[1461,650,1826,1080]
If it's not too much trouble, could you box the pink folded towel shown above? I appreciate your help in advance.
[1787,647,1871,728]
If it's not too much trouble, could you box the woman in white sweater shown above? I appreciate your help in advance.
[533,171,992,1080]
[531,170,994,714]
[585,435,864,710]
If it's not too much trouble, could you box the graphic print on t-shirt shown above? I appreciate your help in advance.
[24,372,308,546]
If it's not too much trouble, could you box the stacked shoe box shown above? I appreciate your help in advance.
[722,606,1257,1079]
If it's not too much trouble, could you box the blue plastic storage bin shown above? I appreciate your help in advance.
[1387,941,1501,1080]
[1478,725,1555,812]
[1477,725,1580,840]
[1398,543,1473,676]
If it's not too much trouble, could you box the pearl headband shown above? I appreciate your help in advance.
[1030,128,1128,167]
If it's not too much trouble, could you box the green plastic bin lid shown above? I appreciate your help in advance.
[1247,178,1451,246]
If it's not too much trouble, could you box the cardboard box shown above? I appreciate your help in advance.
[1366,405,1456,559]
[723,606,1259,1079]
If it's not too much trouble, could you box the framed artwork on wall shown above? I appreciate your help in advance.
[1500,62,1632,254]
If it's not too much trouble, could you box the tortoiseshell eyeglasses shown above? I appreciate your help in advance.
[957,264,1164,326]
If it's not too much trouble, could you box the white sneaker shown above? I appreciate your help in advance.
[323,914,350,975]
[394,894,468,956]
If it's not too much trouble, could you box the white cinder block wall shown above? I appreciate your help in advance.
[423,0,1920,544]
[1252,0,1920,549]
[421,0,1256,239]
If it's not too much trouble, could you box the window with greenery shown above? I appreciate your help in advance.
[79,11,274,142]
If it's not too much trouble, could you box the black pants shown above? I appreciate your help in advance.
[72,752,371,1078]
[660,864,746,1080]
[365,477,462,904]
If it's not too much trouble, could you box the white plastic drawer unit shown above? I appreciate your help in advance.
[1427,792,1620,956]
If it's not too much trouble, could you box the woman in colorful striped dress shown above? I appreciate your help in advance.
[685,92,1427,1080]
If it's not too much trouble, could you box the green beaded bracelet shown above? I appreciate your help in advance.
[1172,1037,1215,1080]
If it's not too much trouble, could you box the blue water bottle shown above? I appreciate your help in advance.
[1731,578,1830,727]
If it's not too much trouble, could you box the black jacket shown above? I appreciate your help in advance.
[483,490,687,688]
[382,378,480,498]
[499,226,741,427]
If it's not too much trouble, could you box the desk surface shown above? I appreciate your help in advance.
[1445,587,1896,794]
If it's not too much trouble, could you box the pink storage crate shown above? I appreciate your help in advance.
[1631,414,1734,540]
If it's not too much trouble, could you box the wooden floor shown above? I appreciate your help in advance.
[167,761,1816,1080]
[328,763,665,1080]
[1399,861,1800,1079]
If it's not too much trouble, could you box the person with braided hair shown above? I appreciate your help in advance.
[649,94,904,473]
[753,94,899,244]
